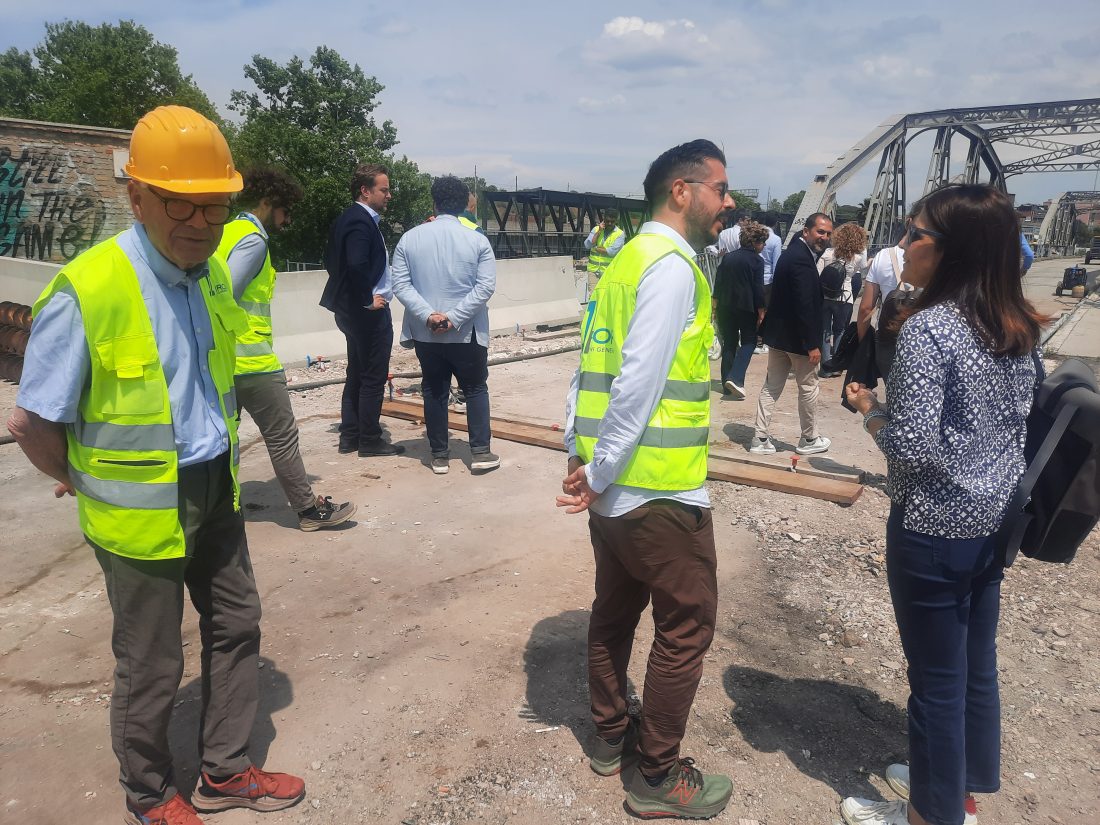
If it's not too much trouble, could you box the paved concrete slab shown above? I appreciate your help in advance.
[1022,258,1098,319]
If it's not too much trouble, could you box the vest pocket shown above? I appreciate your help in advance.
[93,334,164,416]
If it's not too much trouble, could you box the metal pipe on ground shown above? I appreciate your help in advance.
[286,341,581,393]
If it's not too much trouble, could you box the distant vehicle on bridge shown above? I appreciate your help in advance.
[1085,235,1100,265]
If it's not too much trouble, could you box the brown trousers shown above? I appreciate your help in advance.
[94,453,262,810]
[587,500,718,775]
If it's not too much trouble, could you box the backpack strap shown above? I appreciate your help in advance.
[888,246,902,285]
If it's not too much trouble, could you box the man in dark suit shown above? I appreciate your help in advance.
[750,212,833,456]
[322,163,405,457]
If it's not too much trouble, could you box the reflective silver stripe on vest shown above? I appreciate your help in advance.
[235,341,275,358]
[223,388,237,419]
[238,300,271,318]
[232,440,240,467]
[578,372,709,403]
[73,419,175,452]
[70,469,177,510]
[573,416,708,449]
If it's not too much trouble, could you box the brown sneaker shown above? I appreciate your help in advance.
[192,765,305,812]
[124,794,201,825]
[298,495,356,531]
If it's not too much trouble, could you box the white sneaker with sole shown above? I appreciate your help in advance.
[748,437,776,454]
[795,435,831,455]
[470,451,500,472]
[431,457,450,475]
[841,798,909,825]
[723,380,746,400]
[883,764,978,824]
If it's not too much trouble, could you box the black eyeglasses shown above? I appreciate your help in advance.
[682,179,730,199]
[146,188,233,226]
[905,219,944,245]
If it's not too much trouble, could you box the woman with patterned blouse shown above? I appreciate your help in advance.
[842,184,1048,825]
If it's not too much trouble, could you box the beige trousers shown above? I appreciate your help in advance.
[753,347,819,442]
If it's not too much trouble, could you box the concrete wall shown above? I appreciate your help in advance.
[0,253,580,365]
[1,118,132,264]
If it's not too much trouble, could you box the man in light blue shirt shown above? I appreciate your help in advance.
[391,176,497,475]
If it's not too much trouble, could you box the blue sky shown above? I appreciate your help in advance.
[7,0,1100,206]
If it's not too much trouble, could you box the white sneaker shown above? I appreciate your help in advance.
[883,765,978,824]
[795,435,831,455]
[840,798,908,825]
[754,345,768,355]
[723,380,745,400]
[748,437,776,454]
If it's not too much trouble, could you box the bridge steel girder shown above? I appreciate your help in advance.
[1034,191,1100,257]
[787,98,1100,250]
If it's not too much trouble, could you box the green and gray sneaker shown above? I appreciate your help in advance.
[589,719,639,776]
[625,757,733,820]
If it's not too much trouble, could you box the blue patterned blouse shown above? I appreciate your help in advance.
[875,301,1042,538]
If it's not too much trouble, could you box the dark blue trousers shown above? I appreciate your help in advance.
[412,338,491,457]
[886,506,1003,825]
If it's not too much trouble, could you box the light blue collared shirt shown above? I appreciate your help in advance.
[359,202,393,302]
[761,227,782,285]
[17,224,231,467]
[391,214,496,347]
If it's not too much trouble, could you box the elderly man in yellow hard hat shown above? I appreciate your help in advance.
[6,106,305,824]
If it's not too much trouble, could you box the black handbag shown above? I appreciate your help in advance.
[822,321,859,372]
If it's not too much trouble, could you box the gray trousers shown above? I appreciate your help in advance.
[94,453,262,810]
[235,370,315,512]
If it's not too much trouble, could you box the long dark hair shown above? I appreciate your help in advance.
[911,184,1047,357]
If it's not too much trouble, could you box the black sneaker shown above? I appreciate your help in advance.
[431,456,450,475]
[337,441,358,454]
[358,439,405,457]
[298,496,357,532]
[470,451,499,472]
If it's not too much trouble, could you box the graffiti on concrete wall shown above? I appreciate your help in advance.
[0,145,109,262]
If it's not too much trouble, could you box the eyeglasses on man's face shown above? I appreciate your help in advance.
[147,188,233,226]
[682,179,730,199]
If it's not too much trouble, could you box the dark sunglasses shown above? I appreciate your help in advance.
[905,219,944,245]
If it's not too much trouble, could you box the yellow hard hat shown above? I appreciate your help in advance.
[125,105,243,194]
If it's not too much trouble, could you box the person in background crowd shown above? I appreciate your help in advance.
[818,221,870,376]
[713,221,768,399]
[750,212,834,456]
[391,176,499,476]
[857,239,906,341]
[755,211,783,355]
[1020,232,1034,274]
[219,167,356,531]
[583,208,626,300]
[7,105,305,825]
[717,208,751,254]
[560,139,735,821]
[843,184,1048,825]
[322,163,405,457]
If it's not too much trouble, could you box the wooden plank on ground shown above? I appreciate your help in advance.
[381,399,862,504]
[708,444,865,483]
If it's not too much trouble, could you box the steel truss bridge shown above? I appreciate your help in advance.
[789,98,1100,254]
[482,189,648,259]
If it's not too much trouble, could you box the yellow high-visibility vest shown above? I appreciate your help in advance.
[587,226,625,274]
[33,235,248,559]
[575,233,712,490]
[217,216,282,375]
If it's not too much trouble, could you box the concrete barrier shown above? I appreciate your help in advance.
[1,254,581,365]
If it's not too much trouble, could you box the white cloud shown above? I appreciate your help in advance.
[585,16,717,71]
[576,94,627,114]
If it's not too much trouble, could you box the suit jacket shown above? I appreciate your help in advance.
[761,237,823,355]
[714,247,765,317]
[320,203,388,316]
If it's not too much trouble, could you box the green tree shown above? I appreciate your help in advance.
[730,190,761,215]
[767,198,783,212]
[229,46,431,263]
[0,47,37,118]
[19,20,217,128]
[781,190,806,213]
